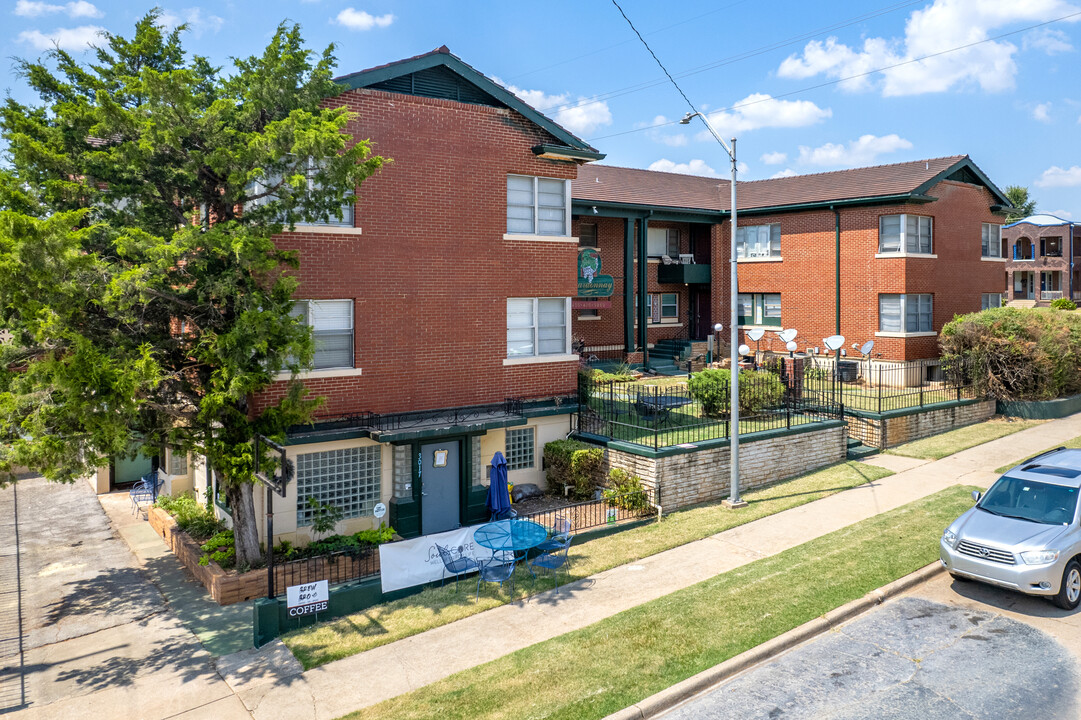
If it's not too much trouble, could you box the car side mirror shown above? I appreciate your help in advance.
[971,490,982,503]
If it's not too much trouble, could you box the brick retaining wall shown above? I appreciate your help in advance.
[606,422,848,512]
[846,399,996,449]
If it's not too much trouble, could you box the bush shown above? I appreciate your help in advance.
[544,439,606,499]
[603,468,651,511]
[199,530,235,568]
[288,524,396,560]
[687,368,785,418]
[940,306,1081,401]
[155,492,226,541]
[1050,298,1077,311]
[305,496,343,540]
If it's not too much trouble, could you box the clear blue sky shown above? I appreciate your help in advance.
[4,0,1079,218]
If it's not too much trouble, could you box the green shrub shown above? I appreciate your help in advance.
[1050,298,1077,311]
[603,468,651,511]
[296,524,397,559]
[155,492,226,541]
[687,368,785,417]
[199,530,236,568]
[544,439,606,499]
[305,496,343,540]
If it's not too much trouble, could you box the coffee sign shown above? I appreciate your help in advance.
[286,580,329,617]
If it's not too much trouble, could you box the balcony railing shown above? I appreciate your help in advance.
[1042,290,1064,301]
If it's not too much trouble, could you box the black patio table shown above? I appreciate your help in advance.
[634,392,692,425]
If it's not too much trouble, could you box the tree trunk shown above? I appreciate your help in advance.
[225,480,263,569]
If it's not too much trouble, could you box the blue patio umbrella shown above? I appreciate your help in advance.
[486,451,511,517]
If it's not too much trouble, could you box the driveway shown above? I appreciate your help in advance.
[662,572,1081,719]
[0,478,249,719]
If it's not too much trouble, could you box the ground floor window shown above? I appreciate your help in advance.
[737,293,781,327]
[505,427,535,470]
[1042,271,1061,292]
[981,293,1003,310]
[168,449,188,476]
[295,445,381,525]
[879,293,932,333]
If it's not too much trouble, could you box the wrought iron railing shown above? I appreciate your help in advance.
[514,487,659,535]
[271,547,380,597]
[800,356,977,414]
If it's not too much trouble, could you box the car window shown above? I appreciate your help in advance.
[980,476,1079,525]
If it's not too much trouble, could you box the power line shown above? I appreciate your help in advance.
[610,0,699,118]
[589,9,1081,143]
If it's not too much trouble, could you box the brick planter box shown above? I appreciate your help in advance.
[147,507,380,606]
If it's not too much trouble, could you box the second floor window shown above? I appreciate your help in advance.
[1041,237,1063,257]
[737,293,781,327]
[291,299,354,369]
[981,223,1002,258]
[879,293,932,333]
[1014,238,1035,260]
[879,214,932,254]
[578,223,598,248]
[647,227,680,257]
[507,298,569,357]
[507,175,568,236]
[250,157,355,227]
[736,224,781,259]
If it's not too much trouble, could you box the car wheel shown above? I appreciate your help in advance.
[949,572,971,583]
[1052,560,1081,610]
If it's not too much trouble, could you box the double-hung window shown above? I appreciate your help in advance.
[646,227,680,257]
[981,293,1003,310]
[981,223,1002,258]
[250,157,354,227]
[879,294,933,333]
[507,175,569,236]
[291,299,354,369]
[507,298,569,357]
[737,293,781,327]
[736,224,781,259]
[879,214,932,254]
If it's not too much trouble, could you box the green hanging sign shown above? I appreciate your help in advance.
[577,248,614,298]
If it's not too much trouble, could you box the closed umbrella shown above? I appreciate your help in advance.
[486,451,511,518]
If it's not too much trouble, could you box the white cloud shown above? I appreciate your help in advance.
[158,8,223,37]
[14,0,101,18]
[700,93,831,137]
[17,24,103,50]
[1049,209,1074,218]
[1023,27,1074,54]
[648,158,719,178]
[336,8,394,31]
[798,134,913,167]
[638,115,688,147]
[777,0,1081,96]
[498,81,613,136]
[761,151,788,165]
[1035,165,1081,187]
[771,168,798,178]
[1033,102,1053,122]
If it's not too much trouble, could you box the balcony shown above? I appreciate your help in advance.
[658,262,711,285]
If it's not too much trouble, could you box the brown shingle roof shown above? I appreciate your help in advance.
[573,156,971,212]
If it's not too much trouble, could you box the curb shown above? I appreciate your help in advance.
[604,561,945,720]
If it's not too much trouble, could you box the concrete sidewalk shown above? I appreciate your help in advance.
[220,412,1081,720]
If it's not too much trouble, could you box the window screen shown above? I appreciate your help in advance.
[296,445,381,525]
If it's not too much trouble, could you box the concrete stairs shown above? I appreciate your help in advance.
[647,338,692,375]
[846,436,879,460]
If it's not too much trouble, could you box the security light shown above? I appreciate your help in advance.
[679,111,697,125]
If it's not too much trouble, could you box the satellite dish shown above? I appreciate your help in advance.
[779,328,797,343]
[785,341,798,352]
[713,323,724,332]
[860,340,875,355]
[747,328,765,341]
[823,335,845,351]
[738,344,751,356]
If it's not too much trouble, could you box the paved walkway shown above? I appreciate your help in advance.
[221,412,1081,720]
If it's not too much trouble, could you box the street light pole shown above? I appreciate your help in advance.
[681,111,746,508]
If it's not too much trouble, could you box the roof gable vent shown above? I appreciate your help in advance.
[369,65,505,108]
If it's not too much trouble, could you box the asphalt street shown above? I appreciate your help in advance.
[663,578,1081,720]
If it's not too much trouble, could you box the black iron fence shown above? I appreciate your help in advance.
[515,487,659,534]
[271,547,380,598]
[797,356,977,414]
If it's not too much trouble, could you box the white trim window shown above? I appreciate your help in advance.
[981,293,1003,310]
[736,224,781,259]
[250,157,355,227]
[879,214,932,254]
[507,175,569,236]
[879,294,932,333]
[737,293,781,327]
[646,227,680,257]
[981,223,1002,258]
[291,299,355,369]
[507,298,570,358]
[168,449,188,476]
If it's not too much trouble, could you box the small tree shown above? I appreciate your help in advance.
[0,14,385,567]
[1004,185,1037,221]
[305,496,344,541]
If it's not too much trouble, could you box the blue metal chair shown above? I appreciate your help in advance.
[476,556,516,600]
[129,470,162,515]
[529,535,573,592]
[435,543,478,591]
[536,516,572,552]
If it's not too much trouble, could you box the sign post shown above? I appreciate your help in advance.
[254,434,290,600]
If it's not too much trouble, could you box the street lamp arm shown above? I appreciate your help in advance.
[680,111,733,160]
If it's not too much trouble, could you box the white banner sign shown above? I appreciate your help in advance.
[379,526,481,594]
[286,580,329,617]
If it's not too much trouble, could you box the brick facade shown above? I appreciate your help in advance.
[1003,219,1081,304]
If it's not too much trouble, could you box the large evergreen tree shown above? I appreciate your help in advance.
[0,13,385,567]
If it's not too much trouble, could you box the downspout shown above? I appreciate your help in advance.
[832,206,841,335]
[638,211,653,370]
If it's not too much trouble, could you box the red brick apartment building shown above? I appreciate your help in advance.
[1002,215,1081,305]
[174,48,1012,543]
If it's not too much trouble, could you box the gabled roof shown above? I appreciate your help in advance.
[573,156,1011,214]
[334,46,603,161]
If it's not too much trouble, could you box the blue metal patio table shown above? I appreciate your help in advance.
[473,518,548,559]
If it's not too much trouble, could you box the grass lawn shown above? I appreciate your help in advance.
[340,485,977,720]
[994,434,1081,474]
[283,461,892,669]
[885,417,1045,460]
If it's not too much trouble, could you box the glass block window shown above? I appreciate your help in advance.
[296,445,381,525]
[471,436,485,487]
[392,444,412,499]
[505,427,535,471]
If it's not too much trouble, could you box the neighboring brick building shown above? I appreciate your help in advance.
[571,157,1012,365]
[1002,214,1081,306]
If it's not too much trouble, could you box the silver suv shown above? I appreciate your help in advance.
[940,447,1081,610]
